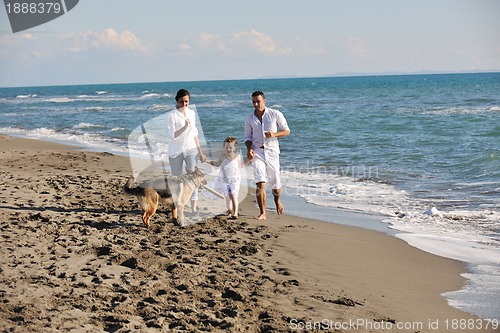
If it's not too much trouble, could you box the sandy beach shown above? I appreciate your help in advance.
[0,135,494,333]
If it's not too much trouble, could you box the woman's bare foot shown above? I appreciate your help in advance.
[255,214,266,220]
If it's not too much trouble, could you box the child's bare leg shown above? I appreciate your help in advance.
[225,196,232,217]
[231,194,239,219]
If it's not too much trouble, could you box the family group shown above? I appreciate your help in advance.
[166,89,290,220]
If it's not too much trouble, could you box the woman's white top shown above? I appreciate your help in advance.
[166,107,199,158]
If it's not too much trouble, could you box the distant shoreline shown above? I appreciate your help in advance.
[1,70,499,89]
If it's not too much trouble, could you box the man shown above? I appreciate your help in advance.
[244,91,290,220]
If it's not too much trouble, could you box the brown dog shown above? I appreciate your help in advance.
[123,167,206,227]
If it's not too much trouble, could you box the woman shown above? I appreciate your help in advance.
[166,89,206,213]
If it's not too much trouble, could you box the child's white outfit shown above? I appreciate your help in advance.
[212,155,241,197]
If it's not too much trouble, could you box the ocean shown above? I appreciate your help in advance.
[1,72,499,320]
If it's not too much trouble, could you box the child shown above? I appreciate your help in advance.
[205,137,251,219]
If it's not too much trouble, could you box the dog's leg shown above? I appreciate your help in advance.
[142,210,150,226]
[143,189,159,227]
[177,203,185,227]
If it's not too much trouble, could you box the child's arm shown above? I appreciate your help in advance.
[239,153,252,168]
[205,153,224,167]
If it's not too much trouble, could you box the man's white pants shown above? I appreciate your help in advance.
[252,147,281,190]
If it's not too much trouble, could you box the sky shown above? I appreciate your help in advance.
[0,0,499,87]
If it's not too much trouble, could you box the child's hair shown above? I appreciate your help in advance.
[224,136,238,146]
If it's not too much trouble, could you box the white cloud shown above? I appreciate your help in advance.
[0,33,36,45]
[230,29,292,55]
[174,29,292,56]
[177,42,192,51]
[0,33,44,58]
[61,28,151,54]
[19,33,35,40]
[197,32,232,54]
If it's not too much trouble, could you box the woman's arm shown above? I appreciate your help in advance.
[174,118,190,138]
[194,136,207,162]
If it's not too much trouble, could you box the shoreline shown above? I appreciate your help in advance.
[0,134,495,332]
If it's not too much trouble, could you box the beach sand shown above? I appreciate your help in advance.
[0,135,494,332]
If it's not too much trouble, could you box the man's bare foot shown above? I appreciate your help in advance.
[276,201,284,215]
[255,214,266,220]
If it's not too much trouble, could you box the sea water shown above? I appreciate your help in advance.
[1,73,499,319]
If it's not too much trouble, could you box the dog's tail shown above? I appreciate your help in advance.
[123,177,145,196]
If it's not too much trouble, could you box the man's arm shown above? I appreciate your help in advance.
[264,129,290,138]
[245,140,254,160]
[265,110,290,138]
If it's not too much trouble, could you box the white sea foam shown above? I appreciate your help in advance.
[86,97,126,102]
[3,112,24,117]
[420,105,500,115]
[83,107,104,111]
[151,104,170,111]
[281,169,412,217]
[44,97,75,103]
[73,123,105,129]
[0,127,128,155]
[140,93,161,99]
[198,100,233,108]
[389,208,500,247]
[281,169,499,246]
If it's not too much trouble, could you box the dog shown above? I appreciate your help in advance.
[123,166,206,227]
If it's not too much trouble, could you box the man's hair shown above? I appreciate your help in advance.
[175,89,190,102]
[251,91,265,99]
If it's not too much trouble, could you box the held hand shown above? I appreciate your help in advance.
[247,149,255,160]
[185,118,191,127]
[199,153,207,163]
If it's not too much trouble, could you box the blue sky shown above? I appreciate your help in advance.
[1,0,499,87]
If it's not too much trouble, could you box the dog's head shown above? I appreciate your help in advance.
[190,166,207,186]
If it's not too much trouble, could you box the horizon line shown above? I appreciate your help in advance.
[1,69,499,89]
